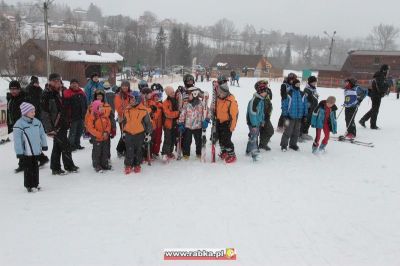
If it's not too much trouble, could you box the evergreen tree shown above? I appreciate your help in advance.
[154,26,167,69]
[304,42,313,66]
[168,27,182,66]
[284,40,292,67]
[180,29,191,66]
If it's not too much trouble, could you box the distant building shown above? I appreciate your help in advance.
[15,39,123,85]
[209,54,283,78]
[316,50,400,88]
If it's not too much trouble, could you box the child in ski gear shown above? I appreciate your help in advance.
[246,81,267,161]
[300,76,319,141]
[84,73,104,105]
[13,102,48,192]
[343,78,368,139]
[258,80,274,151]
[277,73,297,132]
[178,87,210,159]
[176,74,196,111]
[85,100,112,172]
[216,76,239,163]
[161,86,180,161]
[91,90,116,139]
[138,80,148,93]
[41,73,78,175]
[63,79,87,151]
[359,64,389,129]
[280,79,308,151]
[311,96,338,153]
[123,91,153,174]
[114,80,132,157]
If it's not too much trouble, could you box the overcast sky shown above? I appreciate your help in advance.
[8,0,400,40]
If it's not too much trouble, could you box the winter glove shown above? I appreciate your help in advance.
[110,128,117,139]
[150,105,157,113]
[250,127,259,136]
[144,133,152,143]
[302,117,308,124]
[102,132,109,139]
[202,119,210,129]
[42,146,48,151]
[178,123,185,134]
[284,117,290,127]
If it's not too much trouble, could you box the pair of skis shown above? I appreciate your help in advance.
[332,136,374,147]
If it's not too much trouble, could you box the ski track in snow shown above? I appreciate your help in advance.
[1,78,400,266]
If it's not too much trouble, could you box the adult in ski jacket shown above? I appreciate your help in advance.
[84,73,104,105]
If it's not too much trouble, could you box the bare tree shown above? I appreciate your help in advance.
[367,23,400,50]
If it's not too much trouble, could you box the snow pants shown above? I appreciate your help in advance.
[280,118,301,148]
[124,132,145,167]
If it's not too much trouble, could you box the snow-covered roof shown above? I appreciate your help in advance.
[217,62,228,67]
[50,50,123,63]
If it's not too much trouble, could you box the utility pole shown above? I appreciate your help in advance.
[43,0,54,81]
[324,30,336,65]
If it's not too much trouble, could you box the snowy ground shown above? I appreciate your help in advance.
[1,78,400,266]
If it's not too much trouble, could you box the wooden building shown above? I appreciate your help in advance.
[15,39,123,85]
[209,54,283,78]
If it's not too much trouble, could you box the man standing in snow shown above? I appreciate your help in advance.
[359,64,390,129]
[41,73,78,175]
[277,73,297,132]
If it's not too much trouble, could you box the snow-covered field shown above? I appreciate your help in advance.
[1,78,400,266]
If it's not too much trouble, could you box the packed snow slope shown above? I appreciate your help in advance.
[1,78,399,266]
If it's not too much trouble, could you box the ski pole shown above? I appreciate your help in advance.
[343,105,359,136]
[336,105,345,120]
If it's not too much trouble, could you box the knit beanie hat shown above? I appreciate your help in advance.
[20,102,35,116]
[92,100,103,115]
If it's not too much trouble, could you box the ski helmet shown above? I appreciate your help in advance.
[254,80,268,93]
[151,83,164,93]
[308,76,317,84]
[138,80,148,91]
[217,75,228,85]
[183,74,195,87]
[94,89,106,102]
[345,78,357,87]
[287,72,297,81]
[130,90,142,105]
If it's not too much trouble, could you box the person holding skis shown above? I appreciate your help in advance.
[258,80,274,151]
[84,73,104,105]
[177,87,210,160]
[161,86,180,162]
[85,100,112,172]
[114,80,132,157]
[311,96,337,153]
[215,75,239,163]
[343,78,368,139]
[176,74,197,111]
[277,73,297,132]
[123,91,153,174]
[280,79,308,152]
[246,81,267,161]
[359,64,390,129]
[41,73,78,175]
[13,102,48,192]
[300,76,319,142]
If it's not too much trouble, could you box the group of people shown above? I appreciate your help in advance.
[7,63,391,192]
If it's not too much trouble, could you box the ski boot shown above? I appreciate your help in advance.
[359,120,366,128]
[319,144,326,153]
[312,144,319,154]
[14,166,23,173]
[133,166,141,173]
[52,169,66,175]
[219,152,228,160]
[281,146,288,152]
[65,165,79,173]
[225,154,237,164]
[289,145,299,151]
[124,166,133,175]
